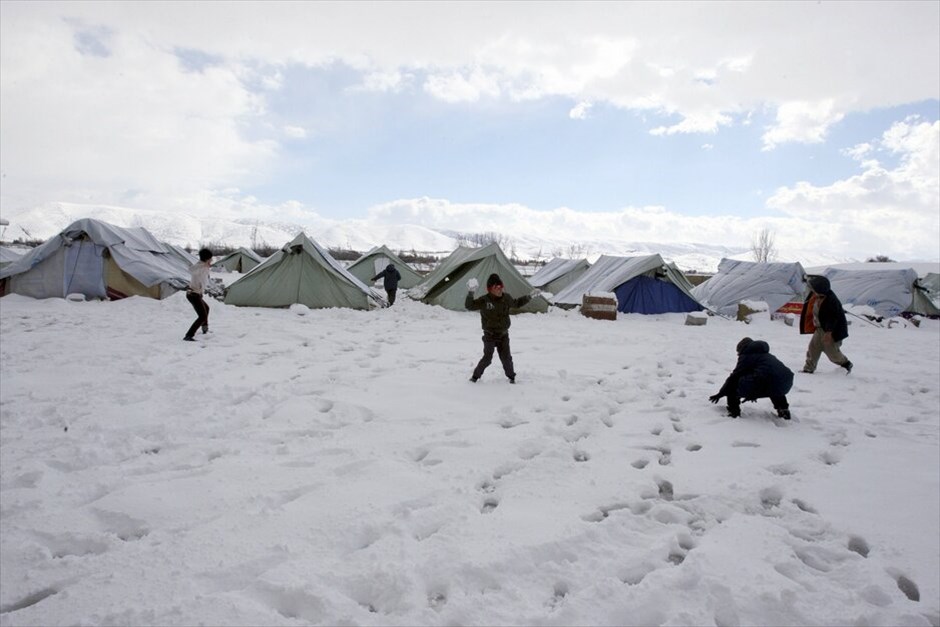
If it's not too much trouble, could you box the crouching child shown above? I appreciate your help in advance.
[709,337,794,419]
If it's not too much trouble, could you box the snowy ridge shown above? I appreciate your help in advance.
[2,202,857,272]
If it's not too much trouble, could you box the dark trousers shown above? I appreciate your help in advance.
[472,332,515,380]
[185,292,210,338]
[386,289,397,306]
[727,394,789,414]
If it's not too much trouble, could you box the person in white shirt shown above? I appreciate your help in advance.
[183,248,213,341]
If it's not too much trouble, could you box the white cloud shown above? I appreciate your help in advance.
[650,111,733,136]
[569,101,592,120]
[767,119,940,259]
[423,67,502,103]
[761,100,845,151]
[283,126,307,139]
[0,10,277,211]
[359,69,409,93]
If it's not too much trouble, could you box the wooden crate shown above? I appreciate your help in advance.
[581,295,618,321]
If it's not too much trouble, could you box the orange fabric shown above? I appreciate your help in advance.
[802,294,817,333]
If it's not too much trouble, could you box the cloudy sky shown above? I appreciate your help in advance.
[1,1,938,260]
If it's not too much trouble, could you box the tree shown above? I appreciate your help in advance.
[866,255,896,263]
[751,228,777,263]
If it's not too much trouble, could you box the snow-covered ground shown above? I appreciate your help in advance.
[1,291,938,626]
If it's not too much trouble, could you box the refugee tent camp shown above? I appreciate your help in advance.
[0,218,189,300]
[553,254,702,314]
[346,245,424,290]
[408,243,549,313]
[213,247,263,273]
[691,258,807,317]
[224,232,385,310]
[820,267,940,318]
[529,258,591,295]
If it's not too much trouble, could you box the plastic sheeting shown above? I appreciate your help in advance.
[691,259,806,316]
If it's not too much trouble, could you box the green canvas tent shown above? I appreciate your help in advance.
[224,233,384,310]
[346,245,424,289]
[213,247,263,273]
[408,243,549,313]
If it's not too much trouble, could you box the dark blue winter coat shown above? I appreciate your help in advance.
[372,264,402,291]
[717,339,794,401]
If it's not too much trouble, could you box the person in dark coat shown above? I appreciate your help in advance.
[709,337,794,419]
[465,273,534,384]
[371,263,402,306]
[799,275,852,374]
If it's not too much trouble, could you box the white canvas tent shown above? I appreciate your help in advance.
[691,258,807,316]
[821,267,940,318]
[408,243,549,313]
[224,233,384,310]
[213,247,263,273]
[529,258,590,295]
[553,254,702,314]
[0,218,190,300]
[346,245,424,290]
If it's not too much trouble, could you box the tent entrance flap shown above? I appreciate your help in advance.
[614,275,703,314]
[64,239,107,298]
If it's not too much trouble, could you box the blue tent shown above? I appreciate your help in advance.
[614,275,702,314]
[553,254,704,315]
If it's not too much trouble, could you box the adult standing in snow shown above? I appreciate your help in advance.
[799,275,852,374]
[466,273,535,384]
[183,248,213,342]
[372,263,402,306]
[709,337,794,419]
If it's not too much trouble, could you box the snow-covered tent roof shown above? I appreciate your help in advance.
[408,243,549,313]
[529,258,590,295]
[821,267,940,318]
[213,247,263,273]
[346,245,424,290]
[0,218,189,300]
[164,243,198,267]
[224,233,385,310]
[0,246,23,267]
[691,258,806,316]
[553,254,702,314]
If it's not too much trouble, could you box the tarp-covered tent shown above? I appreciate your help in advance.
[408,243,549,313]
[923,273,940,310]
[224,233,384,310]
[0,218,190,300]
[213,247,263,273]
[691,258,806,316]
[346,245,424,290]
[165,243,198,268]
[0,246,23,268]
[821,267,940,318]
[529,258,590,295]
[554,254,702,314]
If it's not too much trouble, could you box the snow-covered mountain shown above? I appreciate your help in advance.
[0,202,854,273]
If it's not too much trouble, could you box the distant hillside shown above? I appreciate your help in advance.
[0,201,857,273]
